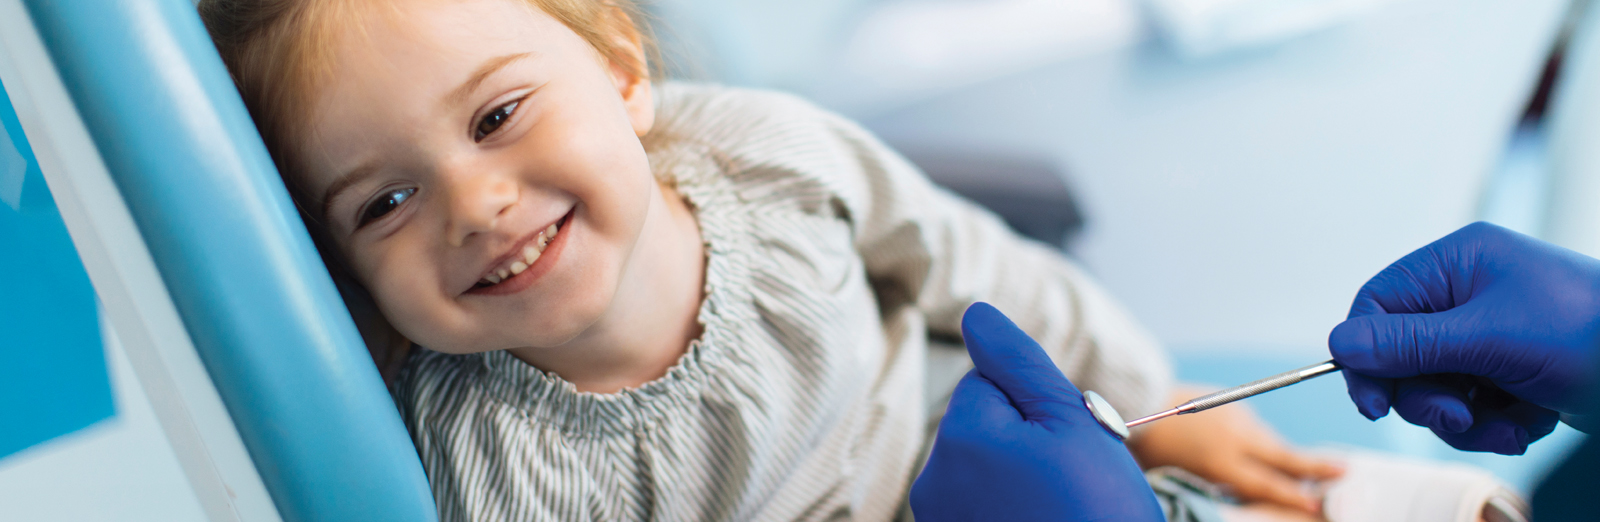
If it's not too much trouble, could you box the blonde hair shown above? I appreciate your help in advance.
[198,0,656,200]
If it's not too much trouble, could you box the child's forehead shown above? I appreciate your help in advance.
[312,0,570,103]
[333,0,560,58]
[293,0,590,183]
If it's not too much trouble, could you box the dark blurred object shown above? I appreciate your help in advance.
[898,147,1087,251]
[1521,0,1594,124]
[1522,46,1565,124]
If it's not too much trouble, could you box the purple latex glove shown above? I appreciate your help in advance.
[1328,222,1600,455]
[910,302,1164,521]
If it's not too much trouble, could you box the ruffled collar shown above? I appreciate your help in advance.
[471,138,756,436]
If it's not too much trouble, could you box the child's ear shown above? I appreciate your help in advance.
[603,7,654,137]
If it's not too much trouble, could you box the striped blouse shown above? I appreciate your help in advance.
[394,83,1174,522]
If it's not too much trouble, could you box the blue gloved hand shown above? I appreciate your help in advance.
[910,302,1164,522]
[1328,222,1600,455]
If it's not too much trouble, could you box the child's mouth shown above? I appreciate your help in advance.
[470,208,574,292]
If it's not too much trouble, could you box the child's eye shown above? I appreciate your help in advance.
[358,186,417,228]
[474,99,520,142]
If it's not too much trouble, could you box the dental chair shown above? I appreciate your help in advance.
[0,1,435,520]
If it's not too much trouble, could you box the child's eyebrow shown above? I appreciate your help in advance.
[321,159,381,223]
[447,52,532,106]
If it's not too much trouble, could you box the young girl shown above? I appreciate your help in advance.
[198,0,1344,519]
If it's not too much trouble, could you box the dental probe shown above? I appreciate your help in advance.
[1082,360,1342,439]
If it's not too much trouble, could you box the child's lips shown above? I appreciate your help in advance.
[465,207,575,296]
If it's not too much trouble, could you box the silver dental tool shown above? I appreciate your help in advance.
[1083,360,1342,440]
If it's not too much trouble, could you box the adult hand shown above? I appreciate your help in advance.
[910,302,1164,522]
[1328,222,1600,455]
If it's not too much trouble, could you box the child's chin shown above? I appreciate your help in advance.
[506,294,616,346]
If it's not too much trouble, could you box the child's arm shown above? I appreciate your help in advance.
[811,112,1173,419]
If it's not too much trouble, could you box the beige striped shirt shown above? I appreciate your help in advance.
[394,83,1174,522]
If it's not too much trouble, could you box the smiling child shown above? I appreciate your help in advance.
[197,0,1341,520]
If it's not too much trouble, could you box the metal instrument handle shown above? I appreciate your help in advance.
[1179,360,1341,414]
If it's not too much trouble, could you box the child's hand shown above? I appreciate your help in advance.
[1128,386,1345,514]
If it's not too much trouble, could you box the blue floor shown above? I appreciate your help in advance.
[1174,353,1587,493]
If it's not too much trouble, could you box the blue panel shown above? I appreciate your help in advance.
[17,2,436,520]
[0,77,114,462]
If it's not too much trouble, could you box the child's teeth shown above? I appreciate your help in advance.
[483,224,561,287]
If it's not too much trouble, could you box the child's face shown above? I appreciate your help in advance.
[297,0,657,354]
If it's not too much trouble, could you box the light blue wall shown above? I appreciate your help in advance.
[0,58,205,522]
[0,75,113,461]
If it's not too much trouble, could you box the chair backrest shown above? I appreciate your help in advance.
[2,0,437,520]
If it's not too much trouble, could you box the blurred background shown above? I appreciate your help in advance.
[644,0,1596,491]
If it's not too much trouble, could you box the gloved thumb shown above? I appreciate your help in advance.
[960,302,1080,422]
[1329,310,1467,379]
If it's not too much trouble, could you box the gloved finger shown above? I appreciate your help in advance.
[1345,292,1389,319]
[1340,371,1394,421]
[1514,403,1562,443]
[1430,411,1529,455]
[1249,443,1345,481]
[1429,401,1559,455]
[1224,459,1322,514]
[960,302,1079,422]
[1329,311,1474,379]
[1346,226,1482,319]
[1500,399,1561,445]
[1464,384,1562,444]
[1390,376,1474,433]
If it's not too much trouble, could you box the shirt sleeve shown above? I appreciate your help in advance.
[648,83,1173,417]
[815,109,1174,418]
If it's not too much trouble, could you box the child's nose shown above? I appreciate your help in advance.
[443,169,517,247]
